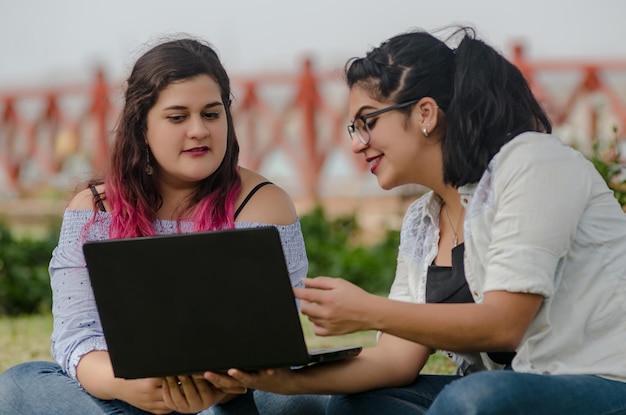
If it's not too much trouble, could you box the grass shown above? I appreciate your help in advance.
[0,313,54,371]
[0,313,455,375]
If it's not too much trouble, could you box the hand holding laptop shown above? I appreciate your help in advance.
[162,374,246,413]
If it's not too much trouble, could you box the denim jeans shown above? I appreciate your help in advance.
[327,371,626,415]
[0,361,328,415]
[207,389,328,415]
[327,374,460,414]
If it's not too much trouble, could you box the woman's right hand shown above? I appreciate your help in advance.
[113,377,173,414]
[295,277,379,336]
[161,374,248,413]
[77,351,173,414]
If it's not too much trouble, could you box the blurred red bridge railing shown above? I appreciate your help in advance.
[1,43,626,201]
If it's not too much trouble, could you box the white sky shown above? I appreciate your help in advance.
[1,0,625,89]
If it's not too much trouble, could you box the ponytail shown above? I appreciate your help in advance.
[443,33,552,186]
[345,26,551,187]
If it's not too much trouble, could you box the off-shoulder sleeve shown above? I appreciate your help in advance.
[235,219,308,289]
[49,210,110,380]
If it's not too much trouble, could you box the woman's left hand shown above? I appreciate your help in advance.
[162,373,247,413]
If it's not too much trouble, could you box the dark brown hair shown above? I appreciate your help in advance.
[346,27,551,187]
[104,37,241,237]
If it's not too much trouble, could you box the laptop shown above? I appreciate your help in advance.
[82,226,362,379]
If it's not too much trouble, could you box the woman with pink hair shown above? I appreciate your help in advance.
[0,37,325,415]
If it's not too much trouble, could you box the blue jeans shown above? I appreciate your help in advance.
[207,389,328,415]
[0,361,328,415]
[327,371,626,415]
[327,374,459,414]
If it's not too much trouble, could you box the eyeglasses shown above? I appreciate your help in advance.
[347,99,420,145]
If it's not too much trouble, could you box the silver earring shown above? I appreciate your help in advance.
[422,127,429,137]
[145,148,153,175]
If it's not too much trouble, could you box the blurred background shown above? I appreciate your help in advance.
[1,0,625,234]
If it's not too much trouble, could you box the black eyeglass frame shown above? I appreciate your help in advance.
[347,99,420,145]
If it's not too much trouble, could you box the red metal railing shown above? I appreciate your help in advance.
[511,44,626,149]
[230,59,365,200]
[0,67,118,197]
[1,44,625,200]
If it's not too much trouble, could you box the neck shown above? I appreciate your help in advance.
[156,184,198,221]
[440,190,465,248]
[437,187,462,213]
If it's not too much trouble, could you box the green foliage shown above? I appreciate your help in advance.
[0,223,59,315]
[588,136,626,208]
[300,205,399,294]
[0,206,398,316]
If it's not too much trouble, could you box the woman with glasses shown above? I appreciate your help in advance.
[199,26,626,415]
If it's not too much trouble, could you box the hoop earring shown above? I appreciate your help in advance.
[145,148,154,175]
[422,127,429,137]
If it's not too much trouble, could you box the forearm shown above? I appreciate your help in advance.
[217,393,241,404]
[288,337,429,395]
[368,292,542,352]
[218,334,429,396]
[289,356,405,394]
[76,351,124,400]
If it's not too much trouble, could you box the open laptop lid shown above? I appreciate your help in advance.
[83,226,318,379]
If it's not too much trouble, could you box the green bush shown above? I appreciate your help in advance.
[588,133,626,208]
[0,223,59,315]
[0,206,398,316]
[300,205,399,294]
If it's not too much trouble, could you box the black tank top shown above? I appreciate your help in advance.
[234,181,272,219]
[426,243,516,366]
